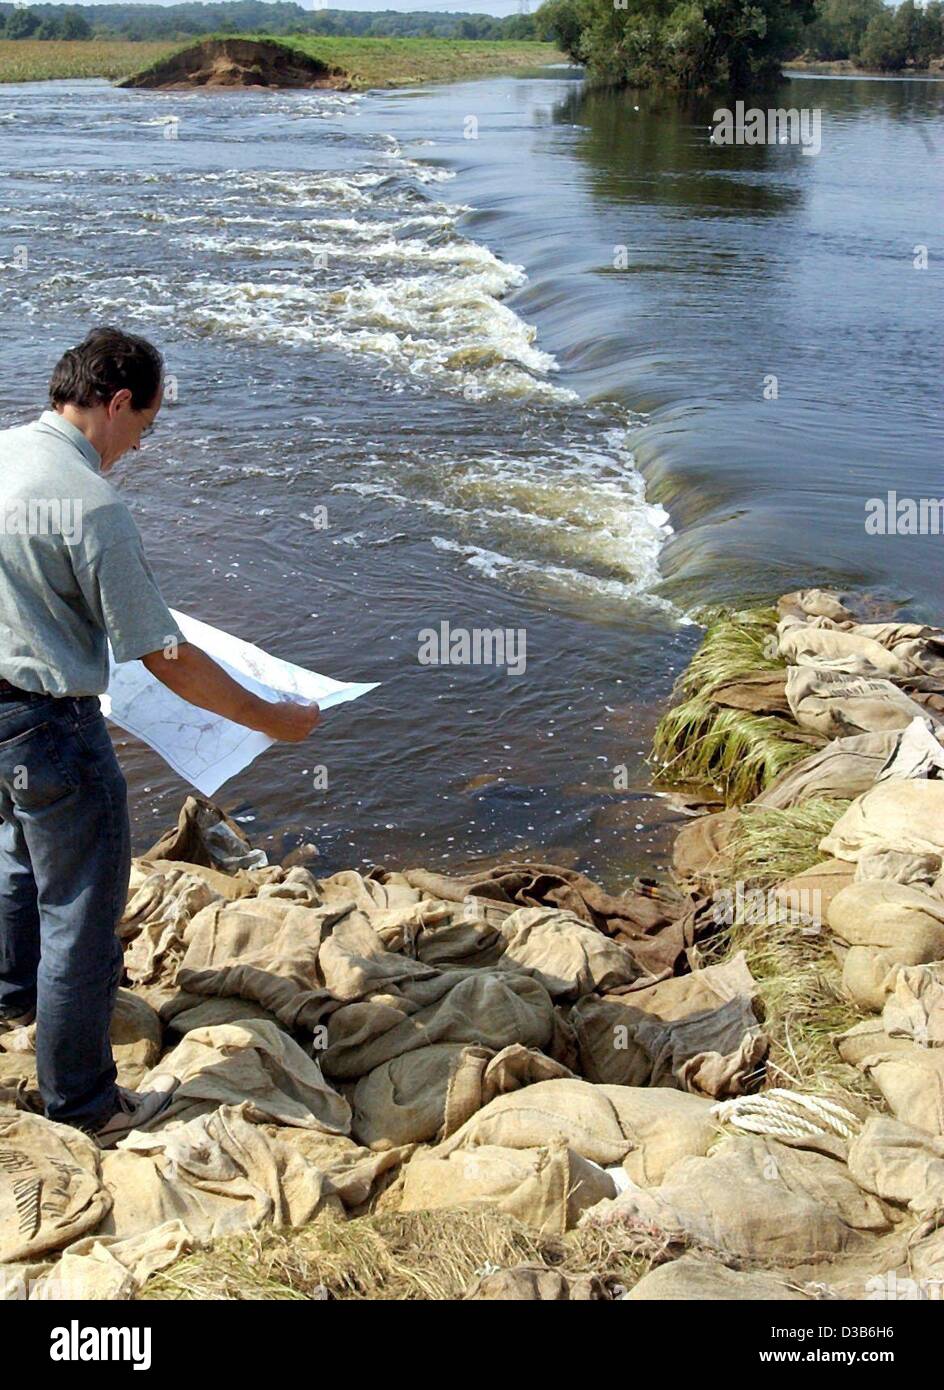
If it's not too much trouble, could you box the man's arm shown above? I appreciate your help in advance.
[141,643,320,743]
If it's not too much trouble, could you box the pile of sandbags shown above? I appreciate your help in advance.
[7,591,944,1301]
[0,797,777,1300]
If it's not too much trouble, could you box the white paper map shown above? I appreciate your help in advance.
[100,609,378,796]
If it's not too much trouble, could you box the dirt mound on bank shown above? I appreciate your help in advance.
[120,38,350,91]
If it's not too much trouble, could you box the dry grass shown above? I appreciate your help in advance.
[139,1207,648,1301]
[701,872,878,1109]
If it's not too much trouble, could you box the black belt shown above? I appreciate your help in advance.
[0,680,50,700]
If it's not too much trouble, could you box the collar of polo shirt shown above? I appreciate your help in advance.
[37,410,102,473]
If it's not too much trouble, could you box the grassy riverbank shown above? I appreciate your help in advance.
[0,40,176,83]
[270,36,563,88]
[0,36,565,88]
[784,57,944,76]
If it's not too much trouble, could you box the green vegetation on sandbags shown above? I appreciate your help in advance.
[651,606,809,805]
[726,797,850,889]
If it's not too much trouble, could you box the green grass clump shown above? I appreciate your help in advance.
[651,606,812,804]
[726,798,850,890]
[674,605,782,700]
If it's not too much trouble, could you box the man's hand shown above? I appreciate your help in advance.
[259,698,320,743]
[141,643,320,743]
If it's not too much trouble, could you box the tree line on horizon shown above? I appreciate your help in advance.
[0,1,538,43]
[534,0,944,87]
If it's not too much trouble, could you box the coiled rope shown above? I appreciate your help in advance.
[711,1088,862,1141]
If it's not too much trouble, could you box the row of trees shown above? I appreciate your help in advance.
[799,0,944,67]
[2,4,90,38]
[0,3,538,43]
[535,0,944,88]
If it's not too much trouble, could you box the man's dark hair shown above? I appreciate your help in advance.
[49,327,163,412]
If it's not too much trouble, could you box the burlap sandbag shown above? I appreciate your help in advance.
[265,1127,410,1210]
[159,993,285,1043]
[98,1104,339,1243]
[131,857,253,900]
[109,990,162,1090]
[495,906,638,999]
[854,1046,944,1138]
[854,621,944,679]
[820,781,944,862]
[709,670,790,716]
[178,897,442,1032]
[583,1135,891,1267]
[847,1115,944,1217]
[623,1254,810,1301]
[121,865,223,988]
[436,1077,716,1185]
[672,809,741,887]
[882,962,944,1046]
[908,1225,944,1283]
[827,881,944,1010]
[399,1140,615,1237]
[834,1018,915,1069]
[753,733,899,810]
[836,1019,944,1136]
[571,993,765,1097]
[144,1019,351,1132]
[778,590,854,623]
[777,616,942,680]
[467,1265,607,1301]
[351,1042,573,1151]
[322,972,556,1082]
[401,861,688,977]
[829,882,944,953]
[842,952,913,1013]
[786,667,932,738]
[373,906,506,971]
[855,847,942,886]
[772,858,856,925]
[608,951,758,1019]
[17,1221,195,1301]
[0,1108,110,1263]
[312,868,424,915]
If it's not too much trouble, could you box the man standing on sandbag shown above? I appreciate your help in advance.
[0,326,320,1147]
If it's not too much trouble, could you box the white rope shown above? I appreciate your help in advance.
[711,1088,862,1141]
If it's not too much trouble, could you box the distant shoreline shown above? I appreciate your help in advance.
[784,57,944,79]
[0,36,565,89]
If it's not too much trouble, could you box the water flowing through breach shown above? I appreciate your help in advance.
[0,76,682,886]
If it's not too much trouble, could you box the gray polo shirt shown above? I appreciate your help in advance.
[0,410,184,697]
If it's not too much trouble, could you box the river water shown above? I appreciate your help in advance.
[0,67,941,885]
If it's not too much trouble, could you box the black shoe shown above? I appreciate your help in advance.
[91,1079,179,1149]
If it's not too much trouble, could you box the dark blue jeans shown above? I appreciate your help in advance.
[0,693,129,1129]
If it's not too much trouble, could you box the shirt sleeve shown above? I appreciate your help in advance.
[73,532,184,664]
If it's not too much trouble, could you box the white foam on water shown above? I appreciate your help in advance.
[333,430,674,611]
[429,535,674,611]
[0,127,674,609]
